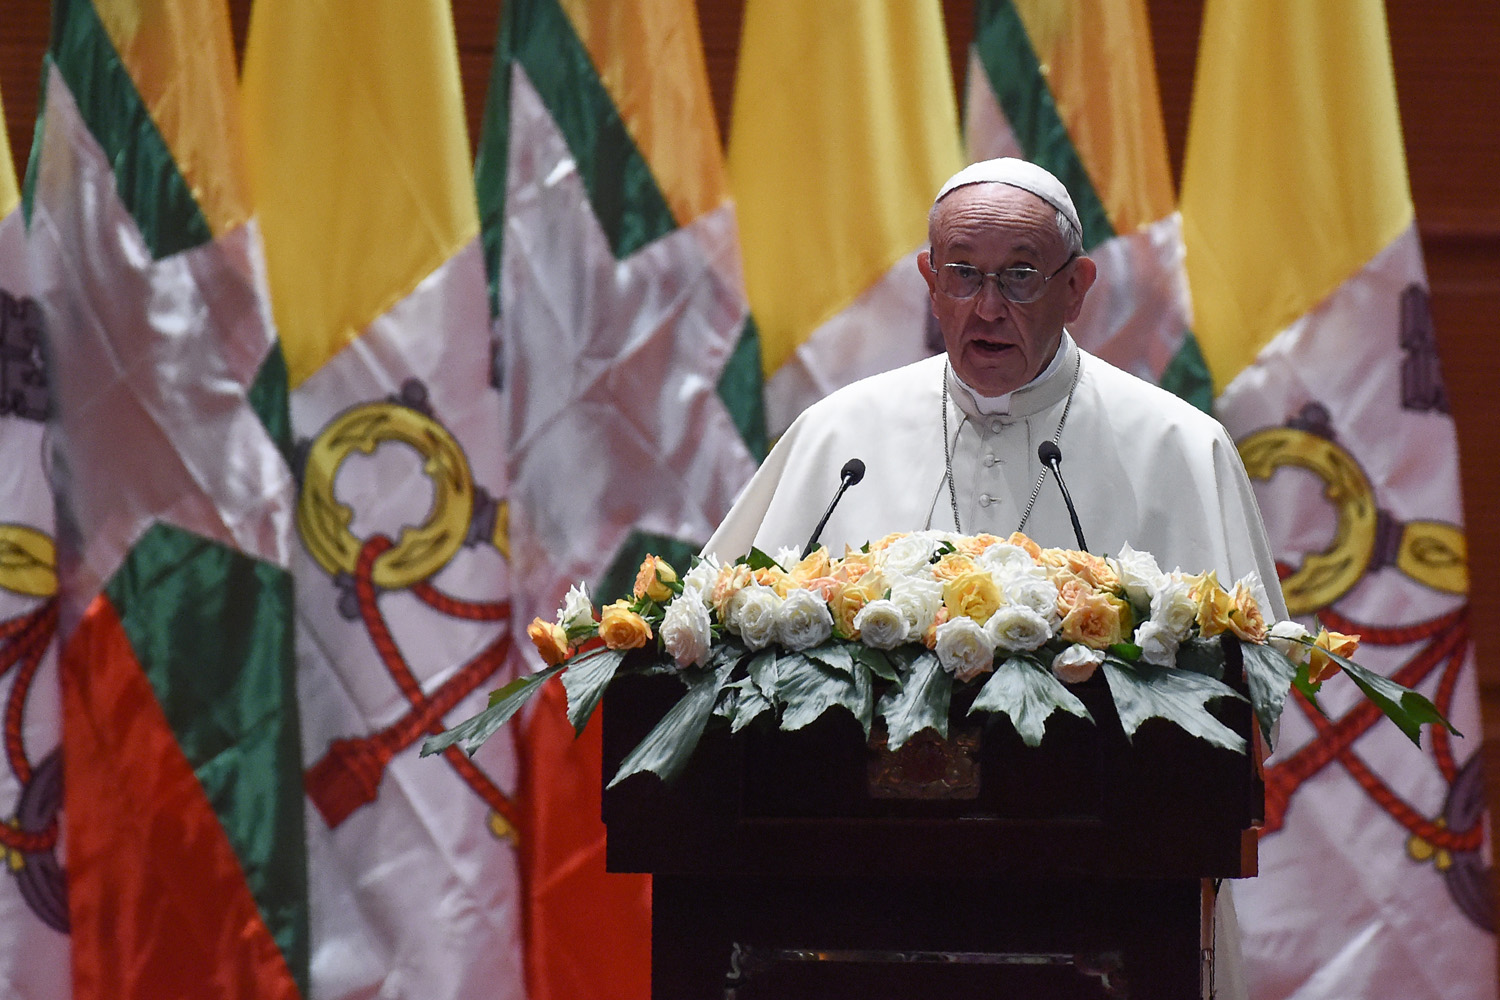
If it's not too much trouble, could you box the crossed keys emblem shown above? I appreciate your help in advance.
[297,387,520,843]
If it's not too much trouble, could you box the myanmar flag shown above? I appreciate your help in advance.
[477,0,764,995]
[1182,2,1494,997]
[0,75,68,1000]
[243,1,525,997]
[24,0,306,996]
[730,0,962,435]
[964,0,1210,409]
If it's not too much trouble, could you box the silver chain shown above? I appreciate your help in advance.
[942,353,1082,535]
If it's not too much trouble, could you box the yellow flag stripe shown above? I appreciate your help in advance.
[1011,0,1174,234]
[1180,0,1412,391]
[556,0,727,226]
[729,0,962,378]
[0,82,17,217]
[242,0,478,387]
[91,0,250,237]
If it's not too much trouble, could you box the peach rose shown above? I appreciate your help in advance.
[1059,591,1126,649]
[956,533,1004,557]
[1308,628,1361,684]
[829,574,887,637]
[599,600,653,650]
[1227,582,1269,643]
[1006,532,1042,560]
[753,565,793,596]
[932,552,977,581]
[1054,575,1097,618]
[922,606,951,649]
[527,617,571,666]
[943,571,1003,625]
[711,564,753,619]
[788,547,831,584]
[632,555,678,603]
[836,548,879,583]
[868,532,909,552]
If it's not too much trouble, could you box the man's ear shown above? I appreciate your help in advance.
[1063,255,1097,323]
[917,248,937,292]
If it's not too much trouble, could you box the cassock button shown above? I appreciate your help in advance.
[983,453,997,467]
[988,419,1003,434]
[978,494,994,507]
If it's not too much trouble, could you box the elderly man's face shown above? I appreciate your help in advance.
[918,183,1095,397]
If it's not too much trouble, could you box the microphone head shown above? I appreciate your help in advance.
[1037,440,1062,465]
[841,458,866,485]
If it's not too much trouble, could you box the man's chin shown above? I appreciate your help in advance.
[954,347,1026,397]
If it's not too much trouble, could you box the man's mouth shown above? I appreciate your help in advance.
[970,338,1013,355]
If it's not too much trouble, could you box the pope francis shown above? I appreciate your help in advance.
[705,157,1282,1000]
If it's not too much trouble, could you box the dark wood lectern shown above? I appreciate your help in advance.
[602,645,1262,999]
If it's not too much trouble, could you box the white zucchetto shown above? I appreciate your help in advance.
[934,157,1082,238]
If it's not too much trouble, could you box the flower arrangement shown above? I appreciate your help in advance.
[423,531,1454,787]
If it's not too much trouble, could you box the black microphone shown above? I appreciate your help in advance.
[803,458,866,557]
[1037,441,1088,552]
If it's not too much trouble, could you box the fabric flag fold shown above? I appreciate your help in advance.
[241,2,526,998]
[1181,2,1494,998]
[964,0,1210,408]
[0,75,69,1000]
[477,0,765,996]
[730,0,963,435]
[24,0,306,996]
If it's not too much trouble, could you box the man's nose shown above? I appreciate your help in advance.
[973,276,1011,320]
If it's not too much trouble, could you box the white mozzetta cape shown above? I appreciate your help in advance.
[707,335,1286,620]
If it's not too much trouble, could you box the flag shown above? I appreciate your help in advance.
[241,2,525,998]
[24,0,306,996]
[0,76,68,1000]
[729,0,963,435]
[476,0,765,995]
[1181,2,1494,997]
[963,0,1210,408]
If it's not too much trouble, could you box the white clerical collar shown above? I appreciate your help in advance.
[948,338,1069,416]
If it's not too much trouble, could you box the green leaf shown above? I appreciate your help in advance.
[1291,660,1331,719]
[877,651,951,750]
[774,655,873,736]
[1108,641,1142,662]
[1313,644,1461,746]
[729,679,774,733]
[1174,636,1227,679]
[804,642,855,676]
[422,665,565,757]
[1239,641,1297,748]
[747,649,779,696]
[561,648,627,736]
[607,661,737,788]
[745,546,779,571]
[969,656,1092,747]
[1101,658,1247,754]
[851,644,899,683]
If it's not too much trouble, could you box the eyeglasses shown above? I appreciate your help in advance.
[934,254,1079,304]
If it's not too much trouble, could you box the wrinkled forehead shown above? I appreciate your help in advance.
[929,183,1066,255]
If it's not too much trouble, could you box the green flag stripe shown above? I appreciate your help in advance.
[972,0,1115,251]
[477,0,676,319]
[717,314,769,461]
[248,343,295,470]
[41,0,212,259]
[1159,331,1215,414]
[104,523,308,996]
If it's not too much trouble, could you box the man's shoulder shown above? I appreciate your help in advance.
[795,354,946,422]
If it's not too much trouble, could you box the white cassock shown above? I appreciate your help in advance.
[705,331,1283,1000]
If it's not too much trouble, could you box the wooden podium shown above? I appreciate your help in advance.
[602,644,1262,999]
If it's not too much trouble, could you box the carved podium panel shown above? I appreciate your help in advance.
[603,644,1261,999]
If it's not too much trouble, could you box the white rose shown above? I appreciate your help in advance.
[556,583,594,633]
[728,584,781,650]
[877,533,940,576]
[1150,577,1198,639]
[774,545,803,572]
[997,573,1061,627]
[775,588,835,651]
[1113,544,1165,606]
[985,603,1052,652]
[888,576,945,633]
[1269,620,1311,662]
[1134,620,1180,667]
[1052,643,1104,684]
[661,595,713,668]
[934,616,995,683]
[853,599,911,649]
[976,543,1038,576]
[679,555,721,607]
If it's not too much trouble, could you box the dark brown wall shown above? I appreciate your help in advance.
[4,0,1500,920]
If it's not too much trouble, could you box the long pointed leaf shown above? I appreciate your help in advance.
[877,651,951,750]
[852,644,899,683]
[607,662,736,788]
[775,654,872,735]
[969,656,1091,747]
[561,648,627,736]
[1315,645,1461,745]
[420,664,565,757]
[1239,641,1297,748]
[804,642,855,676]
[1102,659,1247,754]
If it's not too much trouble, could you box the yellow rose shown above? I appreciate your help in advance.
[789,548,831,583]
[632,555,678,603]
[830,575,887,637]
[1059,591,1125,649]
[1227,582,1269,643]
[599,600,653,650]
[754,565,793,597]
[932,552,977,582]
[943,571,1003,625]
[527,617,571,666]
[956,533,1004,556]
[1308,628,1361,684]
[1192,572,1237,638]
[869,532,909,552]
